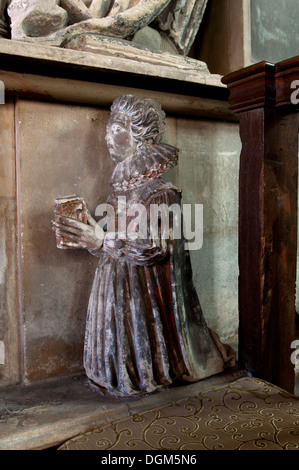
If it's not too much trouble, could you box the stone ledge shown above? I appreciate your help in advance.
[0,367,246,450]
[0,37,224,88]
[0,38,237,120]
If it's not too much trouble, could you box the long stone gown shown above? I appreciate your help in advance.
[84,143,235,396]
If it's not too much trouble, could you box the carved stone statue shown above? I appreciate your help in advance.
[5,0,208,56]
[53,95,235,397]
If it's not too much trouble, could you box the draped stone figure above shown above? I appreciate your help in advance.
[4,0,208,55]
[53,95,235,397]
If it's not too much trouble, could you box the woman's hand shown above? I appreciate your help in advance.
[52,211,103,251]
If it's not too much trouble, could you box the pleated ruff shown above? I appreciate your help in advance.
[84,252,190,396]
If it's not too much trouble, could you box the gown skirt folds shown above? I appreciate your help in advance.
[84,178,234,396]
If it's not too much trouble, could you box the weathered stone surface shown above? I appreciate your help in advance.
[0,198,19,387]
[0,97,15,198]
[61,0,171,44]
[6,0,208,57]
[251,0,299,64]
[0,368,244,449]
[89,0,114,18]
[60,0,91,24]
[0,98,19,387]
[16,99,114,382]
[62,33,211,77]
[108,0,139,16]
[154,0,209,55]
[8,0,43,41]
[164,118,241,340]
[132,26,177,54]
[0,38,223,89]
[22,0,68,37]
[7,0,172,42]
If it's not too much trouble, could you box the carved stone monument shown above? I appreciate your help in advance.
[4,0,208,56]
[53,94,235,397]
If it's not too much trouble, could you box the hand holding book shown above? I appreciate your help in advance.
[52,195,103,250]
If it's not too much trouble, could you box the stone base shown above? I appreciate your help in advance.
[62,33,213,81]
[0,38,231,118]
[0,35,222,88]
[0,368,246,450]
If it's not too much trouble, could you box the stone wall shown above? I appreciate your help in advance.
[195,0,299,74]
[0,97,240,386]
[165,118,240,338]
[250,0,299,64]
[0,97,20,386]
[15,99,114,383]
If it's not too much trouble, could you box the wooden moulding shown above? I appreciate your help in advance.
[222,57,299,393]
[222,56,299,112]
[221,61,276,112]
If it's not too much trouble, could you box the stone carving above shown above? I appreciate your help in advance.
[22,0,69,38]
[53,94,235,397]
[153,0,209,55]
[3,0,208,56]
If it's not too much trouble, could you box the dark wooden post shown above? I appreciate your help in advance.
[222,58,299,393]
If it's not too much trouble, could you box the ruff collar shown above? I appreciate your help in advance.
[110,143,179,192]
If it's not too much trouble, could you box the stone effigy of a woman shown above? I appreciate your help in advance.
[53,95,235,397]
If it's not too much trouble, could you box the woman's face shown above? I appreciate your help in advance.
[105,112,137,163]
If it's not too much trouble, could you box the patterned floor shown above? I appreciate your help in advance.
[59,377,299,451]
